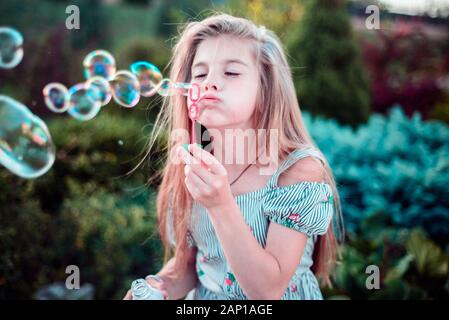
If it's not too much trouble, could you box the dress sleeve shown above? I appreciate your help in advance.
[262,182,334,237]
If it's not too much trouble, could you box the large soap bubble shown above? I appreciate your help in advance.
[0,27,24,69]
[83,49,116,80]
[0,95,55,179]
[67,83,102,121]
[85,76,112,107]
[43,83,70,113]
[130,61,163,97]
[110,70,141,108]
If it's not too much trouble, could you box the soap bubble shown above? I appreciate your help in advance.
[0,27,24,69]
[130,61,163,97]
[85,76,112,106]
[83,49,116,80]
[0,95,55,179]
[43,83,70,113]
[157,78,176,96]
[174,82,193,96]
[110,70,140,108]
[67,83,102,121]
[156,79,193,97]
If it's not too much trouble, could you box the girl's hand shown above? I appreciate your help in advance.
[177,143,233,211]
[122,278,169,300]
[123,289,132,300]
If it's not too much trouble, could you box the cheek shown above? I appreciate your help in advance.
[226,81,258,114]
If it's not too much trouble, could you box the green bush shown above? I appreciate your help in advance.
[305,106,449,245]
[0,181,54,299]
[57,184,162,299]
[2,103,448,299]
[323,215,449,299]
[0,110,166,299]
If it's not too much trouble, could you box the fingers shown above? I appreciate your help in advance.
[188,143,226,175]
[123,290,132,300]
[177,145,215,182]
[185,165,213,193]
[188,164,215,186]
[177,145,201,165]
[182,155,216,187]
[177,143,229,201]
[184,173,201,198]
[146,278,170,300]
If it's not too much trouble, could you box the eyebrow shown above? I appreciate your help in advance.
[192,59,249,69]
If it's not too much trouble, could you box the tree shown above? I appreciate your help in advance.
[223,0,304,42]
[362,25,445,120]
[287,0,371,127]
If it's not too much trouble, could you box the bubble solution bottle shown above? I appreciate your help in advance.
[130,279,165,300]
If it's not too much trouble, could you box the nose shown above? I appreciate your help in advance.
[203,81,219,91]
[203,71,220,92]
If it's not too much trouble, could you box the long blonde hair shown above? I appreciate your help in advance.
[146,12,344,288]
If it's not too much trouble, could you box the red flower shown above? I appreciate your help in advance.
[225,272,235,286]
[288,214,301,222]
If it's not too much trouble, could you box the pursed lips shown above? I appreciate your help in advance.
[199,96,221,106]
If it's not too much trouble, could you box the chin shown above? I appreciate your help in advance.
[197,113,222,128]
[198,120,223,130]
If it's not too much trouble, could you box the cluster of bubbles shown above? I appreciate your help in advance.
[1,27,55,179]
[43,50,197,121]
[1,25,204,179]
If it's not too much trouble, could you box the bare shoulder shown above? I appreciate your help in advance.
[278,156,326,187]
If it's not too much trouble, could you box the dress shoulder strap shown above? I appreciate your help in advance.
[266,146,325,188]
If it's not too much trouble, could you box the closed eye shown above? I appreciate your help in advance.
[225,72,240,77]
[193,72,240,80]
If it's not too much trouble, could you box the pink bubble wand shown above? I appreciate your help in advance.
[187,83,201,145]
[186,83,210,170]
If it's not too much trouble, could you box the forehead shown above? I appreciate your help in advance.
[192,34,256,68]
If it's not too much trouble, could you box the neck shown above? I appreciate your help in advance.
[207,124,260,170]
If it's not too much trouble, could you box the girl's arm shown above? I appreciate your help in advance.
[208,201,307,300]
[178,144,327,299]
[206,158,325,300]
[124,245,198,300]
[154,245,198,300]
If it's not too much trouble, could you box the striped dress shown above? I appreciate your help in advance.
[168,146,334,300]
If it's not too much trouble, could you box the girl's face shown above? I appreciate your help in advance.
[188,34,260,130]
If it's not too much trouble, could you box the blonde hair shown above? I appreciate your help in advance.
[146,12,344,288]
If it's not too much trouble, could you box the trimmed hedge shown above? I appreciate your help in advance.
[304,106,449,244]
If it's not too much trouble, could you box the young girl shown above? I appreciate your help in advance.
[124,13,343,300]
